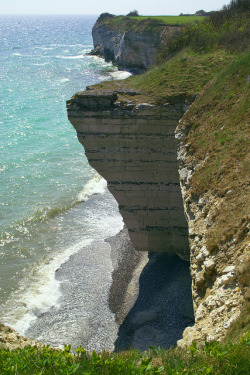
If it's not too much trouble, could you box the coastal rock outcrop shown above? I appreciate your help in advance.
[67,89,191,260]
[175,124,249,347]
[0,323,42,350]
[90,13,181,73]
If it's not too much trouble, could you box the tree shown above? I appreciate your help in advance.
[126,10,139,17]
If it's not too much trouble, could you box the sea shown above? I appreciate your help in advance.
[0,15,131,351]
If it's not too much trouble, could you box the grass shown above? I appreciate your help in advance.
[129,50,234,102]
[179,53,250,244]
[0,334,249,374]
[90,50,235,105]
[119,15,206,25]
[95,14,205,34]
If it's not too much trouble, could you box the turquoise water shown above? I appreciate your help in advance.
[0,15,129,349]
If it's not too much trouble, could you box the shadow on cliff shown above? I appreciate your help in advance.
[114,253,194,352]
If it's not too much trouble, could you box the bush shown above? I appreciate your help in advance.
[156,0,250,63]
[0,334,249,374]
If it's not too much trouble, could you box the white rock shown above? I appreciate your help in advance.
[222,265,235,274]
[196,252,205,262]
[223,315,237,329]
[195,304,206,321]
[179,167,192,183]
[195,271,205,286]
[201,246,209,257]
[218,272,236,286]
[204,259,216,272]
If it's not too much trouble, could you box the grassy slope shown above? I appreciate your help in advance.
[0,334,249,374]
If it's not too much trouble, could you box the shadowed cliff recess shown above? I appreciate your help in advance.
[67,89,191,260]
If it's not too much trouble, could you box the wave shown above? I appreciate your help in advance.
[110,70,132,80]
[60,78,70,83]
[50,44,85,47]
[78,173,107,202]
[55,54,87,59]
[0,173,107,246]
[1,238,93,335]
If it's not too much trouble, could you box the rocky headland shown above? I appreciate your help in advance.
[89,13,181,74]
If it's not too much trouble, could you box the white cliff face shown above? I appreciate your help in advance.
[67,89,191,260]
[176,125,248,347]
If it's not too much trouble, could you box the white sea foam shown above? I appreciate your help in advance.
[78,173,107,202]
[2,238,93,335]
[110,70,132,80]
[55,54,86,59]
[60,78,70,83]
[33,62,50,66]
[50,44,85,47]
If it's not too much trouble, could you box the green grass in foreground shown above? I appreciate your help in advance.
[0,333,249,374]
[120,15,206,25]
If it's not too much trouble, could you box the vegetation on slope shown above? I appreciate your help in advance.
[155,4,249,61]
[0,333,249,374]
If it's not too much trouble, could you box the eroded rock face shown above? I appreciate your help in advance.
[67,89,190,259]
[90,17,180,74]
[176,126,248,347]
[0,323,42,350]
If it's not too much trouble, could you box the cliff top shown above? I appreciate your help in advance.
[89,50,234,105]
[95,13,206,31]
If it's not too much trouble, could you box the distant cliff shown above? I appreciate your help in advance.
[89,13,181,74]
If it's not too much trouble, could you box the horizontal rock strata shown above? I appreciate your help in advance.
[67,89,191,259]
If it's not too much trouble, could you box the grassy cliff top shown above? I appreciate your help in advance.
[90,50,235,104]
[117,15,206,25]
[94,13,203,33]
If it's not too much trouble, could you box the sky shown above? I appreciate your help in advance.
[0,0,230,16]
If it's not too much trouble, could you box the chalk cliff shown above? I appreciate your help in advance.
[90,13,181,73]
[67,89,191,260]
